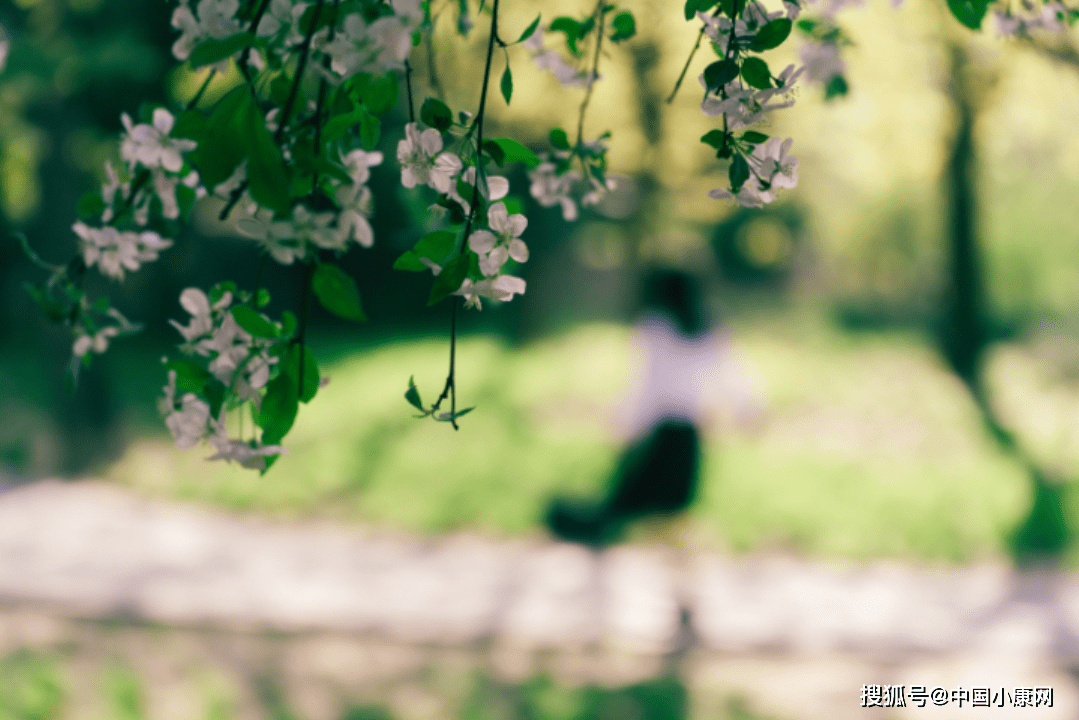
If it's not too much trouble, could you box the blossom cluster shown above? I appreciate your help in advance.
[528,134,617,222]
[395,120,527,308]
[78,108,199,281]
[161,286,287,469]
[995,0,1075,34]
[694,0,805,208]
[459,202,529,309]
[523,27,599,89]
[235,148,383,265]
[708,136,799,207]
[61,106,202,362]
[171,0,424,81]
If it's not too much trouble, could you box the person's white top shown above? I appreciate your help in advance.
[620,311,763,439]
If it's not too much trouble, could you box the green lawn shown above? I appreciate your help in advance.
[99,315,1062,565]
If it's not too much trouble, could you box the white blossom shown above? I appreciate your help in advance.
[445,166,509,216]
[397,123,462,193]
[168,288,278,403]
[994,0,1070,35]
[708,183,769,208]
[799,42,844,84]
[74,222,172,280]
[335,183,376,248]
[332,148,383,246]
[468,202,528,277]
[697,3,783,55]
[454,275,527,310]
[753,137,799,192]
[120,108,197,174]
[206,414,286,470]
[524,28,599,89]
[171,0,244,64]
[0,24,9,73]
[528,161,581,221]
[213,160,248,199]
[160,370,212,450]
[169,287,231,344]
[73,326,120,357]
[236,205,336,264]
[319,11,416,80]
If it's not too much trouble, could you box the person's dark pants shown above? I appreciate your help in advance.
[546,420,701,546]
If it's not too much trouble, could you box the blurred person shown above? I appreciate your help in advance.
[545,268,763,546]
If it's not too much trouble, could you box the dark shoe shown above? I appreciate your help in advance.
[544,498,615,547]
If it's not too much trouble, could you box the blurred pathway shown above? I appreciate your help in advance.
[3,479,1079,718]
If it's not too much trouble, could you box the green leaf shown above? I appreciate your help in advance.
[281,310,298,337]
[415,230,458,263]
[258,373,298,445]
[749,18,792,52]
[76,192,106,220]
[189,32,255,68]
[357,72,399,116]
[740,57,772,90]
[492,137,541,168]
[703,59,739,91]
[172,110,208,140]
[550,16,581,55]
[312,263,366,321]
[482,139,505,167]
[684,0,700,20]
[231,305,278,338]
[428,254,469,306]
[256,288,271,307]
[729,153,750,191]
[824,74,848,99]
[796,18,818,34]
[281,343,319,403]
[298,3,337,35]
[292,145,354,184]
[947,0,988,29]
[189,85,247,188]
[405,376,424,411]
[609,11,636,42]
[700,129,726,149]
[395,229,458,271]
[358,106,380,150]
[243,99,291,216]
[436,406,474,422]
[270,73,293,108]
[420,97,453,131]
[203,379,227,419]
[549,127,571,150]
[393,252,428,272]
[322,108,361,143]
[517,14,541,43]
[742,130,769,144]
[176,183,197,218]
[500,63,513,105]
[166,361,212,393]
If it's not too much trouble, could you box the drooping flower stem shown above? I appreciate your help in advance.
[238,0,273,83]
[667,5,724,104]
[276,0,326,145]
[296,260,314,397]
[575,0,608,151]
[425,30,446,101]
[311,0,341,203]
[428,0,502,430]
[187,69,217,111]
[404,59,416,122]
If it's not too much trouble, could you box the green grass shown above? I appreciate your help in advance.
[99,316,1052,564]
